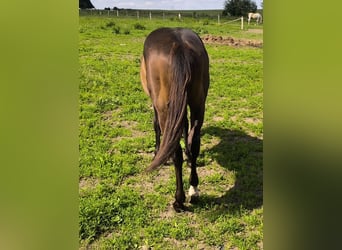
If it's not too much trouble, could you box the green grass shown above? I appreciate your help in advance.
[79,16,263,249]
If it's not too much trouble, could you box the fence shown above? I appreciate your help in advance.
[220,17,244,30]
[80,9,231,21]
[81,9,249,28]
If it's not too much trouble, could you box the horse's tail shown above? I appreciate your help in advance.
[146,43,191,172]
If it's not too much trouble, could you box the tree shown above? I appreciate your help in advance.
[222,0,257,17]
[79,0,94,9]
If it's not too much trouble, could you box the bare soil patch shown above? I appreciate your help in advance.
[79,177,100,193]
[246,29,263,34]
[201,35,263,48]
[244,117,262,125]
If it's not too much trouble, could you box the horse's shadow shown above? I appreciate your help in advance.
[193,126,263,213]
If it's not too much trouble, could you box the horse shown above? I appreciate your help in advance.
[140,27,209,212]
[248,12,263,25]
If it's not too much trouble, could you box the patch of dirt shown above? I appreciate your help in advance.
[152,165,173,184]
[162,237,219,250]
[79,177,100,193]
[159,201,177,219]
[246,29,263,34]
[230,115,238,122]
[244,117,262,125]
[102,111,148,144]
[201,35,263,48]
[213,116,224,122]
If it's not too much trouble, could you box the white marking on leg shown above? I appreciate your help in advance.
[189,185,199,197]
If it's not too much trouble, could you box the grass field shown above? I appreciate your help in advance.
[79,15,263,249]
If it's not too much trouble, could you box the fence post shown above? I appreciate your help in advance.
[117,10,119,17]
[137,11,139,19]
[241,16,244,30]
[218,14,220,24]
[149,12,152,20]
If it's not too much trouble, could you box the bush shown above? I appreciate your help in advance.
[203,19,210,25]
[133,23,146,30]
[194,27,209,35]
[112,26,120,34]
[106,21,115,27]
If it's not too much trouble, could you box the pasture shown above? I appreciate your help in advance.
[79,15,263,249]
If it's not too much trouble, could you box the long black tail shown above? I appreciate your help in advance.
[146,43,191,172]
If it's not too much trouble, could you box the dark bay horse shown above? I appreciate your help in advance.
[140,27,209,212]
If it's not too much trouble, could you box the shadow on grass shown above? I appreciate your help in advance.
[192,126,263,214]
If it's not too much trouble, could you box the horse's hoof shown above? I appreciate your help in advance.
[173,201,186,212]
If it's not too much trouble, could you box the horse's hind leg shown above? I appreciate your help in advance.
[188,110,204,203]
[173,143,186,212]
[188,125,200,203]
